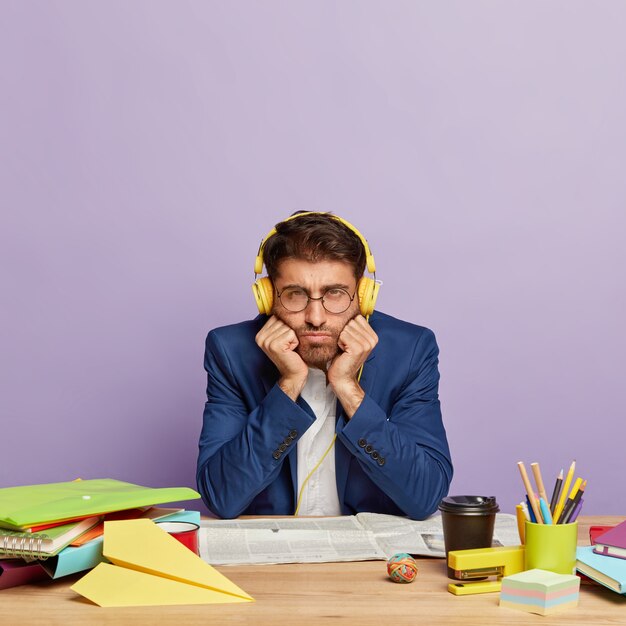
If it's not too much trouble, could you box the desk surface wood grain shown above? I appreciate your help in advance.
[3,516,625,626]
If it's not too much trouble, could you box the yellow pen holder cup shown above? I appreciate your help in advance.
[524,521,578,575]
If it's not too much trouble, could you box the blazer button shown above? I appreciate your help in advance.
[289,430,298,438]
[365,444,374,454]
[278,443,287,453]
[371,451,379,460]
[358,438,367,448]
[283,437,292,446]
[272,450,281,460]
[377,456,386,466]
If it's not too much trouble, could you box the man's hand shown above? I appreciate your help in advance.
[327,315,378,418]
[256,316,308,401]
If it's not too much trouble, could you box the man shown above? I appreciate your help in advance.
[197,212,452,519]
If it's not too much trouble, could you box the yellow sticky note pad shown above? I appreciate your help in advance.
[71,519,253,607]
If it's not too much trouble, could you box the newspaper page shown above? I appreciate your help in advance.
[200,516,385,565]
[355,512,520,558]
[199,513,519,565]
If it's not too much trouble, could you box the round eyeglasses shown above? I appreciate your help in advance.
[276,287,356,314]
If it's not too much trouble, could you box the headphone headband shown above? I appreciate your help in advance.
[252,211,380,317]
[254,212,376,277]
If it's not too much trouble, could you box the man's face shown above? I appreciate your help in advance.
[272,258,360,370]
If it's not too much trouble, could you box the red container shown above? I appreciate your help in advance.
[155,521,200,555]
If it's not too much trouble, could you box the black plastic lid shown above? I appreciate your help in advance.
[438,495,499,514]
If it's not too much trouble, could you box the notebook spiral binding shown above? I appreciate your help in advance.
[1,532,50,561]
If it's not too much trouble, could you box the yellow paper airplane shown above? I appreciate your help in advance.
[71,519,253,607]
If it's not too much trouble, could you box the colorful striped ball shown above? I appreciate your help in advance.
[387,552,418,583]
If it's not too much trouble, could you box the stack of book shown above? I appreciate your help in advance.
[576,520,626,595]
[0,478,200,590]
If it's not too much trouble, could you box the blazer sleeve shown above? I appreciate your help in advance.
[196,330,314,519]
[336,327,453,520]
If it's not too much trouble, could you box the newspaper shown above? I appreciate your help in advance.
[199,512,520,565]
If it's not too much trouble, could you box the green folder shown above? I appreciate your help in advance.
[0,479,200,530]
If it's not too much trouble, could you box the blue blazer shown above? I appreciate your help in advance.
[197,311,453,520]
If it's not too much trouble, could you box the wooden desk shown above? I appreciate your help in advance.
[3,516,625,625]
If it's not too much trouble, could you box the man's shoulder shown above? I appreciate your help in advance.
[369,311,439,371]
[206,315,267,346]
[206,315,267,348]
[369,310,436,342]
[204,316,271,371]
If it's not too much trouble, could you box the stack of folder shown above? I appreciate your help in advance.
[0,478,200,589]
[576,520,626,595]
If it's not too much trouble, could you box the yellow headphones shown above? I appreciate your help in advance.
[252,212,380,317]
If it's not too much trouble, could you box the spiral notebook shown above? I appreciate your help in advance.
[0,516,100,560]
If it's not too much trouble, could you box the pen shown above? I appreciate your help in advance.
[531,462,549,504]
[549,469,563,515]
[539,497,553,524]
[518,462,542,523]
[554,460,575,523]
[520,501,530,521]
[525,495,537,523]
[557,477,582,524]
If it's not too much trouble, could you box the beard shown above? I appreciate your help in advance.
[271,301,360,371]
[293,324,341,369]
[297,342,339,370]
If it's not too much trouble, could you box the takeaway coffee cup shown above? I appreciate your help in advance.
[439,495,500,579]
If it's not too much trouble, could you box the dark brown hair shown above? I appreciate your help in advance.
[263,212,367,282]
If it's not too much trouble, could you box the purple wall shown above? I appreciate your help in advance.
[2,2,624,516]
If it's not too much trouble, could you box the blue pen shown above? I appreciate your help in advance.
[539,497,553,524]
[526,495,537,523]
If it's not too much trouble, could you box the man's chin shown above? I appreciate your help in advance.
[297,345,338,370]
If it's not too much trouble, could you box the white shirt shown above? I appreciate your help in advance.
[296,368,342,516]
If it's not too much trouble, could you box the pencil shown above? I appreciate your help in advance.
[549,469,563,515]
[518,461,542,523]
[557,476,582,524]
[531,462,549,504]
[554,460,576,523]
[562,479,586,524]
[569,497,584,523]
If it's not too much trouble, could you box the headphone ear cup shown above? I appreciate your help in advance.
[357,277,379,317]
[252,277,274,315]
